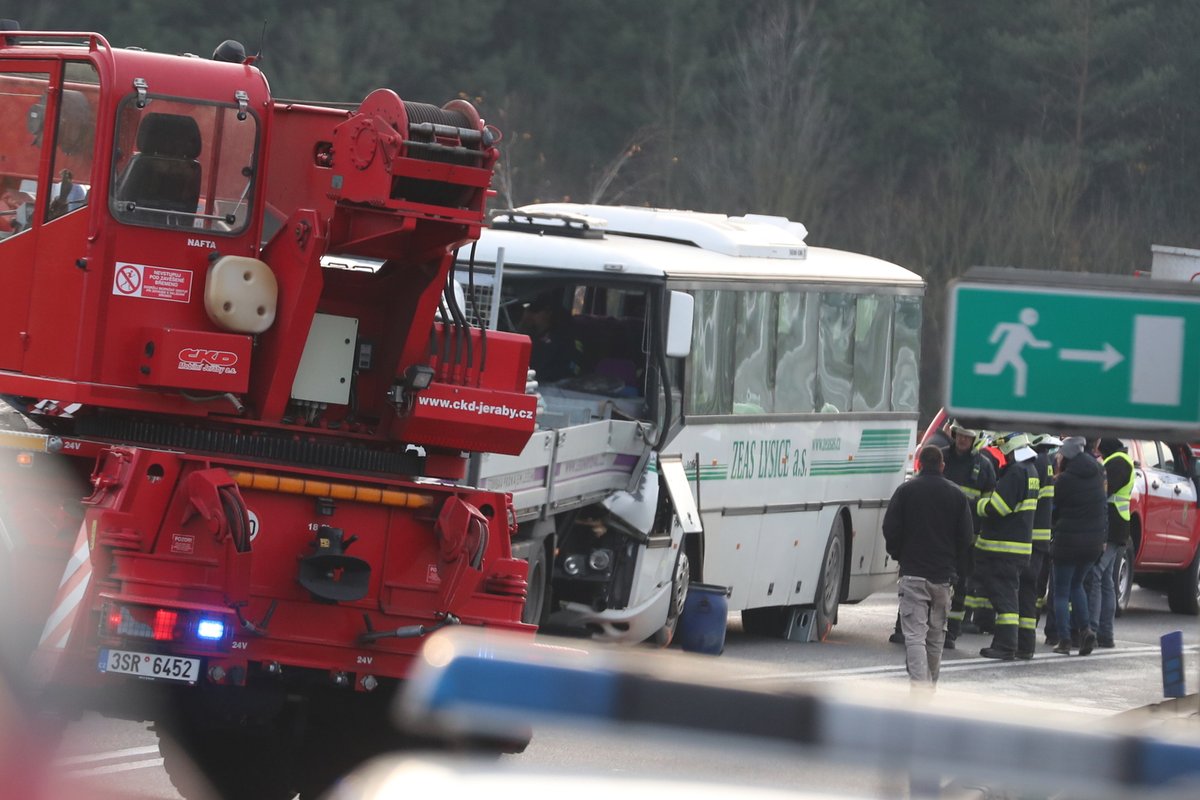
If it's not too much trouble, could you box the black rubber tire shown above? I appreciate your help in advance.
[812,515,846,640]
[652,548,690,646]
[156,720,298,800]
[740,606,787,637]
[522,543,549,627]
[294,693,427,800]
[1114,544,1133,618]
[1167,545,1200,616]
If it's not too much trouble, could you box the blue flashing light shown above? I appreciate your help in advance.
[196,619,226,641]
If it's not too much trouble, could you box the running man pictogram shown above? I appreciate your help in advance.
[972,307,1051,397]
[115,264,141,295]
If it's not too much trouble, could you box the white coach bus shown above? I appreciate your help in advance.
[457,204,924,642]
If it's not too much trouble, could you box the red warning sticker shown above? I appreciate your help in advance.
[170,534,196,555]
[113,262,193,303]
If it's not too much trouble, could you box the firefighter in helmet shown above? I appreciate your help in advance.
[941,421,996,649]
[973,432,1039,660]
[1016,434,1060,658]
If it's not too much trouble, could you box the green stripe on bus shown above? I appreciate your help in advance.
[860,429,910,440]
[810,465,905,475]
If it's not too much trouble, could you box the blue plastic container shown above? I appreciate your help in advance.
[677,583,729,655]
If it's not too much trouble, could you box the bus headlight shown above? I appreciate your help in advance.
[563,554,585,576]
[587,549,613,572]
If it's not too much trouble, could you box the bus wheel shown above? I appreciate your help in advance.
[652,549,690,646]
[813,516,846,639]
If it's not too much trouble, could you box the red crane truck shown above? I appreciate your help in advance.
[0,25,537,800]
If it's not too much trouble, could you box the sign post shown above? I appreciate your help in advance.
[944,269,1200,436]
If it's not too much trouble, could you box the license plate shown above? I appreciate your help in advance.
[98,649,201,683]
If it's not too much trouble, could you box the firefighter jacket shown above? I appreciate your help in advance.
[1031,450,1054,550]
[975,458,1038,557]
[943,445,995,534]
[943,445,996,503]
[1050,452,1106,563]
[1103,450,1134,546]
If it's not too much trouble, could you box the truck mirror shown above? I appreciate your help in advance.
[665,291,693,359]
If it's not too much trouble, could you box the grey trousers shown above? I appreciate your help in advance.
[898,575,953,683]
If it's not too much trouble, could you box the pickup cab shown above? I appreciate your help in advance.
[1117,439,1200,616]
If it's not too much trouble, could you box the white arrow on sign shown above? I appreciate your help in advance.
[1058,342,1124,371]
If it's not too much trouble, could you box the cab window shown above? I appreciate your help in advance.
[44,62,99,223]
[110,95,258,233]
[1138,441,1162,470]
[0,70,50,239]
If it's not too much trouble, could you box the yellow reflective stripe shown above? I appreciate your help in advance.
[1019,617,1037,629]
[995,613,1019,626]
[1104,451,1135,521]
[960,486,982,499]
[964,596,993,609]
[1107,495,1131,519]
[1038,485,1055,499]
[975,537,1033,556]
[984,492,1013,516]
[1017,499,1038,512]
[1032,528,1051,541]
[948,610,965,621]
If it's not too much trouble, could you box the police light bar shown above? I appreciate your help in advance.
[400,628,1200,797]
[196,618,226,641]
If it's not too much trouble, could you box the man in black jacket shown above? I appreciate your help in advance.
[1050,436,1107,655]
[883,445,974,685]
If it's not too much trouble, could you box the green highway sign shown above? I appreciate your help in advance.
[945,271,1200,433]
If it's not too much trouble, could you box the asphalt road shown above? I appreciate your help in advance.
[42,585,1200,799]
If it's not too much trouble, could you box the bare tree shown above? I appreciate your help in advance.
[690,1,850,230]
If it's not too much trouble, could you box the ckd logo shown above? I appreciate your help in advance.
[179,348,239,367]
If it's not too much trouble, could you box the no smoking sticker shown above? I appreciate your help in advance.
[112,262,193,303]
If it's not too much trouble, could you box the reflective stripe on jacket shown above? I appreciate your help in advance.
[975,459,1038,556]
[1103,450,1135,521]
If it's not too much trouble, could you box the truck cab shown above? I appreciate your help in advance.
[1121,438,1200,615]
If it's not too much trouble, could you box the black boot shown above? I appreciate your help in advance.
[980,646,1015,660]
[1015,628,1036,660]
[980,624,1017,660]
[1078,628,1097,656]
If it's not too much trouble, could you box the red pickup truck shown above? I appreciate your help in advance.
[919,415,1200,616]
[1116,439,1200,616]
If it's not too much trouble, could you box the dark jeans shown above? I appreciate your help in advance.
[1052,559,1092,642]
[1086,545,1118,641]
